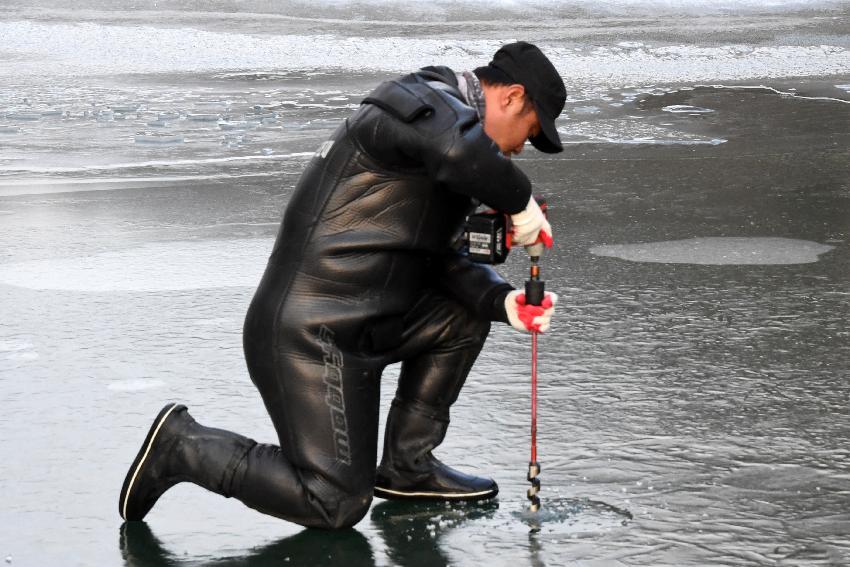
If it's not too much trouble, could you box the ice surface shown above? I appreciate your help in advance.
[589,237,836,265]
[0,152,313,175]
[106,378,166,391]
[186,113,221,122]
[0,239,274,291]
[134,132,184,144]
[0,340,34,352]
[5,112,41,121]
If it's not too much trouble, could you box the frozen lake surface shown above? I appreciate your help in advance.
[1,1,849,565]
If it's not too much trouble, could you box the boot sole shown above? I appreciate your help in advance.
[374,485,498,501]
[119,403,184,521]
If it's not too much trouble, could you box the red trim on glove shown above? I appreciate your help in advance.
[514,293,551,332]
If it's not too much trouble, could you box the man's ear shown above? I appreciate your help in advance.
[505,84,528,113]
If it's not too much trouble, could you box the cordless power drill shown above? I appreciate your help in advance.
[463,196,548,265]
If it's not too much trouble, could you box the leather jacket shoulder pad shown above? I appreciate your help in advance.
[362,80,435,123]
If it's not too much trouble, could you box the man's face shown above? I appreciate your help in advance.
[481,84,542,157]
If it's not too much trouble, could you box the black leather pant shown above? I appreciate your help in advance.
[190,285,490,529]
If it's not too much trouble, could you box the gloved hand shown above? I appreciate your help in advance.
[510,196,554,251]
[505,290,558,333]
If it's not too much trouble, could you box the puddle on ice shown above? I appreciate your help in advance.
[0,239,273,291]
[590,237,835,265]
[370,497,630,542]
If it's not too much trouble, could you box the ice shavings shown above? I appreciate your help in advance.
[590,237,835,265]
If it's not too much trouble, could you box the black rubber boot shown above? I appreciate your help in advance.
[119,403,255,521]
[374,399,498,501]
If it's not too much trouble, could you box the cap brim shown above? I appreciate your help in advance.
[529,103,563,154]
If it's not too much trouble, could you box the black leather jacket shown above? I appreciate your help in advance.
[245,66,532,356]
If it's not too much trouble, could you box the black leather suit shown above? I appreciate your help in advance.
[207,66,533,528]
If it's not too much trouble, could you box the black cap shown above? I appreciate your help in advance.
[487,41,566,153]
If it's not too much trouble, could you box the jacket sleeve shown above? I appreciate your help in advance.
[359,78,533,214]
[432,249,513,323]
[422,118,532,214]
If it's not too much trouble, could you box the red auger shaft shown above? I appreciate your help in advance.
[531,331,538,463]
[525,258,543,513]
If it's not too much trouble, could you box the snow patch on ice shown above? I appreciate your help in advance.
[558,119,726,145]
[590,237,835,265]
[1,21,849,91]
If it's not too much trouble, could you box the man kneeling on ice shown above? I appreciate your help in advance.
[119,41,563,529]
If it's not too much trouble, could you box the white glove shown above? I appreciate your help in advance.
[510,196,553,248]
[505,290,558,334]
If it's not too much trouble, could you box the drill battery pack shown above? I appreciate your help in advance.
[463,211,510,264]
[463,196,547,265]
